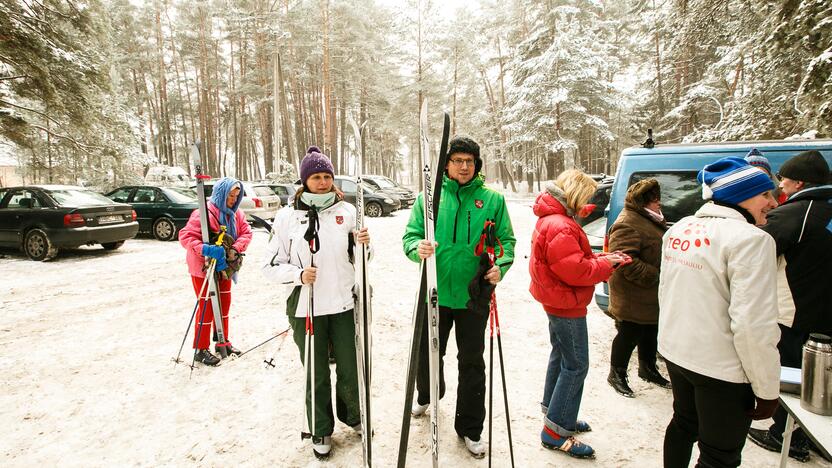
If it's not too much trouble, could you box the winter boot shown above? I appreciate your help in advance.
[462,436,486,459]
[541,426,595,459]
[195,349,220,366]
[748,428,810,462]
[215,343,242,357]
[638,361,671,388]
[607,366,635,397]
[312,435,332,460]
[576,420,592,433]
[411,401,429,417]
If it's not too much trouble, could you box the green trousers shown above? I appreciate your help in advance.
[291,309,360,437]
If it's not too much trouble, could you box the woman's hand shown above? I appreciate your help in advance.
[301,266,318,284]
[355,228,370,245]
[417,239,437,259]
[604,252,632,268]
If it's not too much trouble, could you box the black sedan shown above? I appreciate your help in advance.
[0,185,139,261]
[105,185,198,241]
[334,176,400,217]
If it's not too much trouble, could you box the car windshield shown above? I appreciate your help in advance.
[48,189,116,206]
[582,216,607,238]
[371,177,396,189]
[629,171,703,224]
[253,186,275,197]
[165,188,198,203]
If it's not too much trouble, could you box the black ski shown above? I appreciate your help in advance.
[397,103,450,468]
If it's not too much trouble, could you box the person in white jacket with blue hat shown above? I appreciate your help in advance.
[262,146,371,460]
[658,156,780,468]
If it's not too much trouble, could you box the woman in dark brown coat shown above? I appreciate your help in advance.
[606,178,671,397]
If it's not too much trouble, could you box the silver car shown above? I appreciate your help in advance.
[192,181,281,222]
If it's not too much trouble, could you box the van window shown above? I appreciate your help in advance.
[629,171,704,224]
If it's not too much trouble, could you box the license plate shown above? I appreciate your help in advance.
[98,215,123,224]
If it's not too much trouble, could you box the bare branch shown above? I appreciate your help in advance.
[0,75,29,81]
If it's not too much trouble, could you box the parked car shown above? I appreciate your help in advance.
[263,182,299,206]
[577,176,614,227]
[191,180,282,222]
[582,214,606,253]
[0,185,139,261]
[105,185,198,241]
[333,176,400,217]
[361,175,417,208]
[594,138,832,311]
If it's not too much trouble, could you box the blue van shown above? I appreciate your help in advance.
[595,139,832,311]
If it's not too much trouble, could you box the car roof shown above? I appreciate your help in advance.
[621,138,832,157]
[26,185,86,191]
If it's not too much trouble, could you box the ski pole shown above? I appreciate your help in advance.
[483,219,514,468]
[263,326,292,368]
[189,259,218,377]
[232,326,290,359]
[302,205,321,440]
[173,262,214,366]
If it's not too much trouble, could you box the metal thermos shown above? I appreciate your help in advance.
[801,333,832,415]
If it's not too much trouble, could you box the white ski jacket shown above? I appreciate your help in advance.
[657,202,781,400]
[262,200,372,318]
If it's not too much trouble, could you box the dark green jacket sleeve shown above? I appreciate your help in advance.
[402,193,425,263]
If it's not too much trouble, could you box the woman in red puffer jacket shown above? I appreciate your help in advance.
[530,169,628,460]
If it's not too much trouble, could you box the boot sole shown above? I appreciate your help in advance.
[542,441,596,459]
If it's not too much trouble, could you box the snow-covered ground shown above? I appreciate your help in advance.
[1,200,828,467]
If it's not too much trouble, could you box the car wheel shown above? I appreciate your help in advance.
[102,241,125,250]
[24,228,58,261]
[365,202,383,218]
[152,217,177,241]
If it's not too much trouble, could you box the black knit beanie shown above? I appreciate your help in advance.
[447,136,482,175]
[778,150,830,185]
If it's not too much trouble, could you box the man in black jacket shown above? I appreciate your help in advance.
[748,150,832,462]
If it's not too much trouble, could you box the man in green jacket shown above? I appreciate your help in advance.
[402,136,516,458]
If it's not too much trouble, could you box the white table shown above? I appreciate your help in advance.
[778,393,832,467]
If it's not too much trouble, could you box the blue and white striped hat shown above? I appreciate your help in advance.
[698,157,775,205]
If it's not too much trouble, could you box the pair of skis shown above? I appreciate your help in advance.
[350,116,373,467]
[171,143,229,372]
[397,101,450,468]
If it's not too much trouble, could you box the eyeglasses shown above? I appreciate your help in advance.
[449,158,476,167]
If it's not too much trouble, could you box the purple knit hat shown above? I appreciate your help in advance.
[300,146,334,187]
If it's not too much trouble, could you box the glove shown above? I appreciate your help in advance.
[202,244,225,260]
[214,255,228,273]
[747,396,779,420]
[466,253,496,317]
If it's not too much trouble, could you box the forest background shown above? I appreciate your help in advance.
[1,0,830,191]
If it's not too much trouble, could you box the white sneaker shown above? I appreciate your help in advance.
[411,402,429,417]
[312,435,332,460]
[464,436,486,458]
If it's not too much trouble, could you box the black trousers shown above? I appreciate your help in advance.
[769,324,810,447]
[416,306,489,440]
[610,320,658,369]
[664,360,755,468]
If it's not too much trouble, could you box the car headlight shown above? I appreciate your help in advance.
[384,198,394,204]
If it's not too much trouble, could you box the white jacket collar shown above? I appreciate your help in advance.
[694,201,747,221]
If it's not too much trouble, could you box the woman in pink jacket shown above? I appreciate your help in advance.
[529,169,628,459]
[179,177,252,366]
